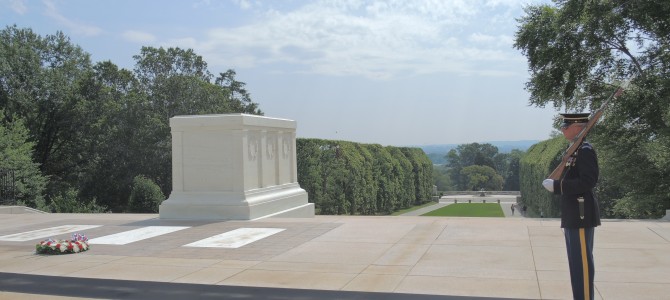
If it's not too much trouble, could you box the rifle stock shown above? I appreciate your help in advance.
[547,79,632,180]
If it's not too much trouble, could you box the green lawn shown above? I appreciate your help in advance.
[421,203,505,217]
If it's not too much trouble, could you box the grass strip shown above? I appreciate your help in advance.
[421,203,504,217]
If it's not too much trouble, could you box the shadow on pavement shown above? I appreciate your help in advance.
[0,272,521,300]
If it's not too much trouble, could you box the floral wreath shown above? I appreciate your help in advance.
[36,233,90,255]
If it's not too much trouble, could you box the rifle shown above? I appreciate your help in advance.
[547,78,633,180]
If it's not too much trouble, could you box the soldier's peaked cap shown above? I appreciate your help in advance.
[560,113,589,125]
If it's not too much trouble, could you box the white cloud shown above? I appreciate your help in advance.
[42,0,102,36]
[122,30,157,44]
[485,0,529,7]
[231,0,253,10]
[186,0,525,79]
[9,0,27,14]
[193,0,257,10]
[193,0,211,7]
[469,33,497,43]
[468,33,515,47]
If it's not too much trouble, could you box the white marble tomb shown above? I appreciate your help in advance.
[159,114,314,220]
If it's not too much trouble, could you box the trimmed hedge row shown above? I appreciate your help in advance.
[297,138,433,215]
[519,137,567,217]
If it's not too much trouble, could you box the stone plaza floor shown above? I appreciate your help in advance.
[0,208,669,299]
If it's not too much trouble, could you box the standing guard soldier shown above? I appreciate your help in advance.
[542,113,601,300]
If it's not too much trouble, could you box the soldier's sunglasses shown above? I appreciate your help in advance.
[560,123,573,130]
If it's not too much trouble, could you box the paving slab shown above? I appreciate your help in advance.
[0,213,668,299]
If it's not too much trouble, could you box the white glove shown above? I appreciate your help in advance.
[542,179,554,192]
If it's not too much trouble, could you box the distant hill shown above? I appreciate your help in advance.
[418,140,540,164]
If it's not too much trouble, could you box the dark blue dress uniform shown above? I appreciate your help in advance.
[552,139,601,300]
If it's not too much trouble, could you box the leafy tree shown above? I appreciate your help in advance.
[216,69,263,114]
[0,25,95,199]
[447,143,498,169]
[432,165,454,191]
[76,61,150,211]
[134,46,211,92]
[445,143,502,190]
[49,187,107,213]
[445,149,463,188]
[498,149,525,191]
[127,175,165,213]
[0,113,47,209]
[515,0,670,218]
[460,165,503,191]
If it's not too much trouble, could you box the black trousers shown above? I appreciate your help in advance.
[564,227,595,300]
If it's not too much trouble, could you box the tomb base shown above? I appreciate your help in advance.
[160,183,314,220]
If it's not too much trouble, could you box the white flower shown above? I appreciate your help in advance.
[73,244,80,253]
[59,244,67,252]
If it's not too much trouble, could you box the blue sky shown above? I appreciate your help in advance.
[1,0,560,146]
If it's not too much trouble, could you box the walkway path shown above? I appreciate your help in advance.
[399,202,451,216]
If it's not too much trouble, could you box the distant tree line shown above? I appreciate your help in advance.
[297,139,434,215]
[0,25,260,213]
[437,143,524,192]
